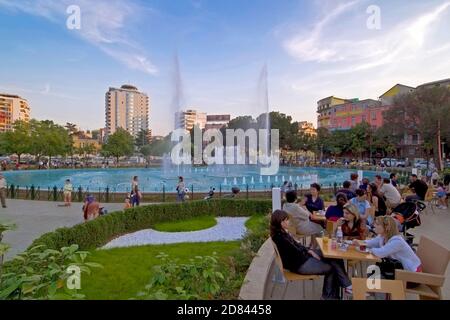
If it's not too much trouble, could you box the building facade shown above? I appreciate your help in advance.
[298,121,317,136]
[0,94,31,132]
[205,114,231,130]
[175,109,207,131]
[317,96,351,129]
[105,85,149,138]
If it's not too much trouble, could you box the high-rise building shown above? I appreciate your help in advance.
[105,85,149,138]
[0,93,31,132]
[205,114,231,130]
[175,109,207,131]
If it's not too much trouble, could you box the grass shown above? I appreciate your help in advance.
[245,213,267,232]
[153,215,217,232]
[81,241,240,300]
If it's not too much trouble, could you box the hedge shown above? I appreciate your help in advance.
[28,199,272,251]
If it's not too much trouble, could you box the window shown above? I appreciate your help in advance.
[371,111,376,120]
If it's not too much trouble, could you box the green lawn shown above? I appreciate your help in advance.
[153,215,217,232]
[245,214,267,231]
[81,241,240,300]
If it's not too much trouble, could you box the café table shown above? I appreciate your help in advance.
[316,238,381,263]
[311,211,327,222]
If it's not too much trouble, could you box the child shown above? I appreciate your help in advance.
[437,182,448,210]
[124,196,132,210]
[63,179,73,207]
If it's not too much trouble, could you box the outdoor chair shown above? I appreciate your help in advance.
[270,239,319,299]
[286,213,311,246]
[352,278,406,300]
[395,236,450,300]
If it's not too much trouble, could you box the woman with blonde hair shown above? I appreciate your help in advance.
[354,216,422,273]
[338,203,367,240]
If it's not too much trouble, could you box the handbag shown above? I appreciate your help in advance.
[376,257,403,279]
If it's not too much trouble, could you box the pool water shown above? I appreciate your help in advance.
[2,165,389,193]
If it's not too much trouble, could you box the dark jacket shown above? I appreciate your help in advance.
[409,180,428,200]
[305,195,325,212]
[271,230,311,272]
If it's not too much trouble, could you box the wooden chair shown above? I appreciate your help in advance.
[270,239,319,299]
[286,213,310,246]
[395,236,450,300]
[352,278,406,300]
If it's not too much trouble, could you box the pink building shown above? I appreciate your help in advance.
[322,99,390,131]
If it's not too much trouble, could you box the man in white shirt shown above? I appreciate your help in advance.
[0,173,7,208]
[379,178,401,210]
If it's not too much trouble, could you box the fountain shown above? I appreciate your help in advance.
[267,176,271,183]
[282,176,285,182]
[251,176,255,184]
[242,177,246,184]
[289,175,292,182]
[259,176,263,184]
[275,176,278,183]
[223,177,228,185]
[233,177,238,185]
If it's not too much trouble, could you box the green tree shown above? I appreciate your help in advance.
[0,120,32,163]
[30,120,71,164]
[135,129,150,148]
[102,128,134,165]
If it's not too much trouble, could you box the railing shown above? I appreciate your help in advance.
[3,168,418,203]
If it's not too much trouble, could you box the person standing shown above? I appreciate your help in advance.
[0,174,7,208]
[131,176,141,207]
[63,179,73,207]
[176,176,186,202]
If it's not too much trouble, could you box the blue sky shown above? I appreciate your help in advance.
[1,0,449,135]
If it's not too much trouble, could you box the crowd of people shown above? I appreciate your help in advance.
[274,170,450,299]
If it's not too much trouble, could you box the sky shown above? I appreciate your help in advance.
[0,0,449,135]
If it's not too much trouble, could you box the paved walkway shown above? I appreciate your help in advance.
[102,217,249,249]
[0,200,124,260]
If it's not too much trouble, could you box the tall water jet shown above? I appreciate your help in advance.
[259,176,263,184]
[233,177,238,185]
[224,177,228,185]
[289,176,292,182]
[258,65,271,167]
[251,176,255,184]
[275,176,278,183]
[242,177,246,184]
[282,176,285,182]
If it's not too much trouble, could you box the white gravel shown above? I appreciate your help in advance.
[102,217,249,249]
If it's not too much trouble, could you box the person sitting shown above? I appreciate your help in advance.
[283,190,323,236]
[367,183,387,217]
[124,196,132,210]
[374,175,383,190]
[336,181,356,200]
[436,182,448,209]
[349,173,359,193]
[83,194,100,221]
[305,183,325,213]
[338,203,367,240]
[354,216,422,275]
[350,188,373,226]
[271,210,352,299]
[325,193,348,222]
[380,178,402,210]
[408,174,428,201]
[359,178,370,191]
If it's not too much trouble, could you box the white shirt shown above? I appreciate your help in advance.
[380,183,401,205]
[0,178,6,189]
[365,235,421,272]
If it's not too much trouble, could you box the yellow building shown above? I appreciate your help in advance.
[317,96,350,128]
[298,121,317,136]
[0,93,31,132]
[379,84,415,106]
[72,132,102,152]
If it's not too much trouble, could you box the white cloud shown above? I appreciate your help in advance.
[284,1,450,69]
[0,0,158,75]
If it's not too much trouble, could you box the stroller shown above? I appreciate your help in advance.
[391,201,426,245]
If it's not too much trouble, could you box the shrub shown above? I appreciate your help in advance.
[137,253,225,300]
[0,244,102,300]
[28,199,271,252]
